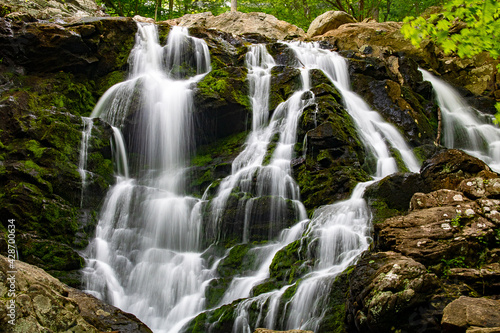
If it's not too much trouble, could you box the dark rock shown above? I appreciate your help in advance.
[350,73,436,145]
[420,149,497,191]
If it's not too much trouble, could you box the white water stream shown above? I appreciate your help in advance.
[420,69,500,172]
[83,24,213,333]
[224,43,421,332]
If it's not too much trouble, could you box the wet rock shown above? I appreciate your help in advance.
[306,11,356,38]
[375,187,497,266]
[0,255,152,332]
[442,296,500,333]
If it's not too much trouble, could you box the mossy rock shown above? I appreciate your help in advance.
[269,239,311,285]
[193,67,250,146]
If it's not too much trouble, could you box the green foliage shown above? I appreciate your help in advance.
[402,0,500,123]
[99,0,445,29]
[450,213,461,227]
[402,0,500,59]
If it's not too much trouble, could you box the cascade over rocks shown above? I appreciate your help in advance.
[0,5,500,333]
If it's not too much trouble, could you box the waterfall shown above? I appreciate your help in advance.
[226,42,420,333]
[420,69,500,172]
[206,44,309,307]
[78,116,93,206]
[288,42,421,177]
[82,23,213,333]
[82,26,422,332]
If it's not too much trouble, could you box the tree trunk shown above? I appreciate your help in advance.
[169,0,173,18]
[155,0,163,21]
[231,0,237,12]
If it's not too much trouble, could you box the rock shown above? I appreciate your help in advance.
[0,255,152,332]
[447,263,500,295]
[442,297,500,332]
[420,149,496,191]
[306,11,356,38]
[347,251,441,332]
[459,178,500,199]
[166,11,305,40]
[375,185,498,266]
[0,0,100,20]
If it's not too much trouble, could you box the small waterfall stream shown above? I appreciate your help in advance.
[78,117,93,206]
[420,69,500,172]
[83,23,213,333]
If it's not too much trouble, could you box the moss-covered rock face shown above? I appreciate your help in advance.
[0,17,134,286]
[292,70,370,214]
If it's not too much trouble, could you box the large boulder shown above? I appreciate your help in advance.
[166,11,305,40]
[307,11,356,38]
[0,255,151,332]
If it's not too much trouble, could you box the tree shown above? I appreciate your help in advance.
[401,0,500,122]
[231,0,237,11]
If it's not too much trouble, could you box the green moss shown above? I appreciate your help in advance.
[26,140,46,159]
[217,244,256,277]
[96,71,126,96]
[369,199,404,224]
[197,67,250,109]
[269,239,308,284]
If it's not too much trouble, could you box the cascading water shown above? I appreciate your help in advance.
[420,69,500,172]
[207,44,310,307]
[82,23,213,333]
[78,117,93,205]
[82,26,422,333]
[226,42,421,333]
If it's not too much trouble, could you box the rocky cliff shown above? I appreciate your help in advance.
[0,6,499,333]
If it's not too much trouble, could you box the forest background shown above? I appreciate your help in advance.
[98,0,447,29]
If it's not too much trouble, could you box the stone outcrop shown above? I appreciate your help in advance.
[347,251,442,332]
[165,11,306,40]
[0,255,151,332]
[307,11,356,38]
[0,16,137,286]
[0,0,101,21]
[354,149,500,333]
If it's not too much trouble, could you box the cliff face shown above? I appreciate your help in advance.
[0,9,499,333]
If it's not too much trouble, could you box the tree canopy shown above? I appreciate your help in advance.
[97,0,444,29]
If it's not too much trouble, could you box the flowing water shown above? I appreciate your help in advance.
[420,69,500,172]
[78,117,93,206]
[83,23,213,333]
[83,27,423,332]
[222,42,421,332]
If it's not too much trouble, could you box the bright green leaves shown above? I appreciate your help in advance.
[402,0,500,60]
